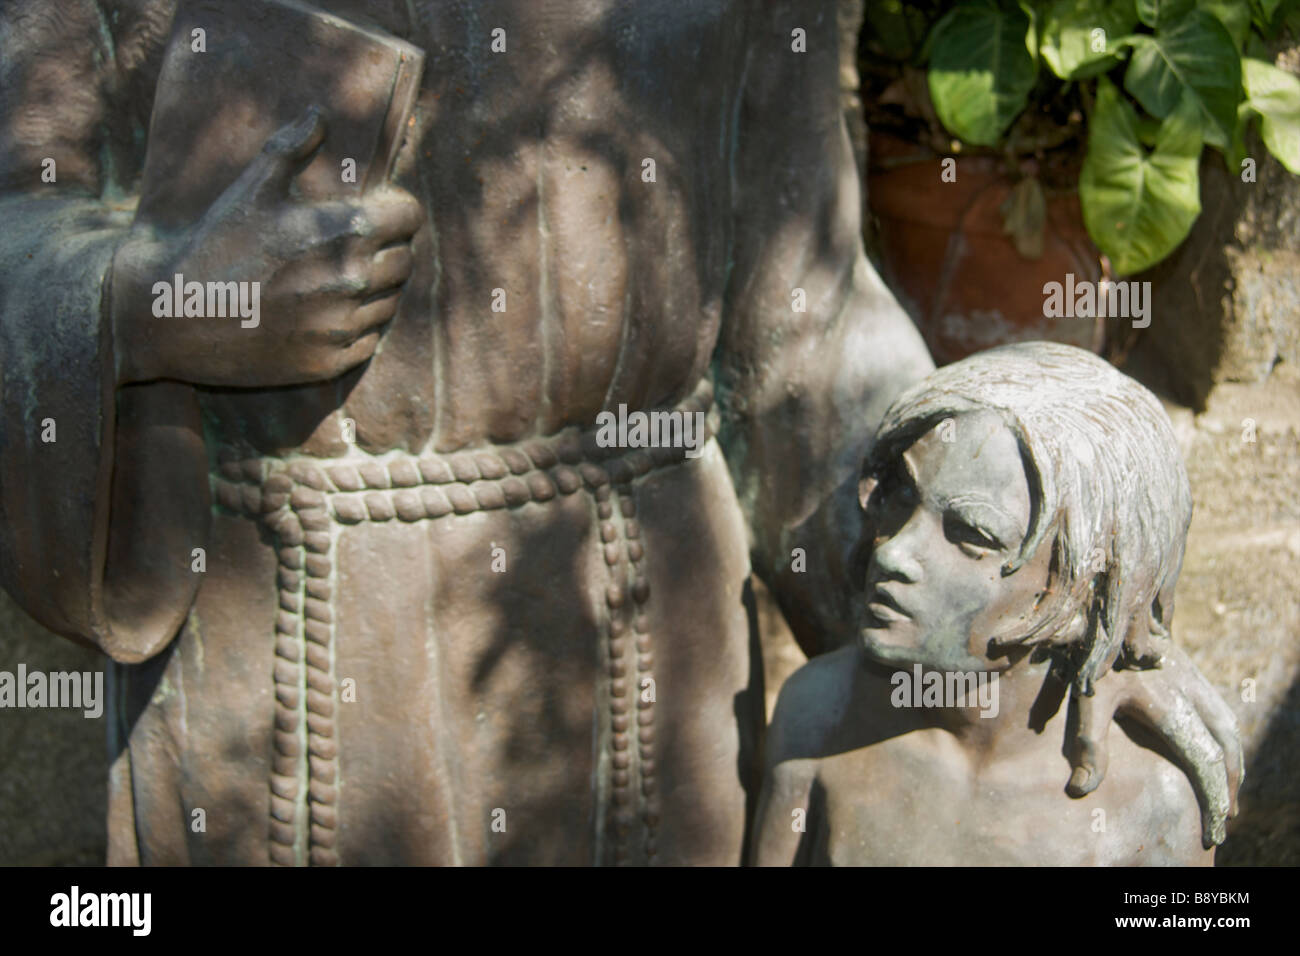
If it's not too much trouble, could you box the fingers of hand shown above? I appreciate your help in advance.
[285,323,381,381]
[277,202,373,257]
[271,257,368,302]
[327,327,383,377]
[288,278,403,348]
[276,192,421,259]
[349,293,402,335]
[271,240,412,302]
[249,108,328,203]
[1185,678,1245,818]
[361,188,425,246]
[1143,693,1230,848]
[270,107,327,160]
[1066,692,1112,797]
[365,245,414,297]
[1118,657,1242,835]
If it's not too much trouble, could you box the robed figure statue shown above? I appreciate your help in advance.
[0,0,1239,864]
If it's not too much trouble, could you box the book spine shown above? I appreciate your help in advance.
[368,48,426,191]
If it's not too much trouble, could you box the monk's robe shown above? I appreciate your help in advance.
[0,0,933,864]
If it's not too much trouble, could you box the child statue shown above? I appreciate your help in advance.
[752,341,1240,866]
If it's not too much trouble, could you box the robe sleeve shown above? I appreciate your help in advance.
[0,0,207,663]
[716,1,935,658]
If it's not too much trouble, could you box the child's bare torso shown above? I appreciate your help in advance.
[769,648,1212,866]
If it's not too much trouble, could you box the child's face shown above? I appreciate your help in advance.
[858,409,1051,673]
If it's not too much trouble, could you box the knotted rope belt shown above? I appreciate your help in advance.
[210,380,716,866]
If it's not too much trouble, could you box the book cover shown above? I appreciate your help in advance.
[136,0,425,231]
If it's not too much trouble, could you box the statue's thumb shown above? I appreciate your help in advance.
[253,107,327,200]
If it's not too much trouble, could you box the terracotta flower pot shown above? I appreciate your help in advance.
[867,131,1103,365]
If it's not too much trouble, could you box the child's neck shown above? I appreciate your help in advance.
[925,650,1065,765]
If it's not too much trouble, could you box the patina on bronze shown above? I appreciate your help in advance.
[0,1,1240,864]
[753,343,1241,865]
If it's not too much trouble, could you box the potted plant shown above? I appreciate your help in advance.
[860,0,1300,363]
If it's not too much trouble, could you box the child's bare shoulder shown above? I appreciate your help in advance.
[767,645,866,764]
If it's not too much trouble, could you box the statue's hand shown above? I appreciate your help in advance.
[110,109,424,388]
[1064,643,1243,848]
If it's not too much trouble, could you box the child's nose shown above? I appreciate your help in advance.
[870,514,924,583]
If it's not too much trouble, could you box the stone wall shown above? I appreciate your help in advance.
[1159,371,1300,866]
[1127,44,1300,860]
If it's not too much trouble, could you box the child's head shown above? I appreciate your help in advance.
[857,341,1192,694]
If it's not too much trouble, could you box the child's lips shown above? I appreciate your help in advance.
[864,583,912,623]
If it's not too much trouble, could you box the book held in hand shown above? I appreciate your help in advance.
[137,0,425,231]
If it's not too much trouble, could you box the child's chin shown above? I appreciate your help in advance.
[858,625,920,664]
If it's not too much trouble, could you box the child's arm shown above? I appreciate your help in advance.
[1065,643,1243,849]
[751,758,817,866]
[749,652,850,865]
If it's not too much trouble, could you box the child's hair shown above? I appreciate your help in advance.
[863,341,1192,695]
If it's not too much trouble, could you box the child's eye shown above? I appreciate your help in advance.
[945,514,1000,557]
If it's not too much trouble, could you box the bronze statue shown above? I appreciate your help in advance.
[0,1,1240,864]
[753,342,1240,865]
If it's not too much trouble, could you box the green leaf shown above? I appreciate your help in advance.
[1200,0,1252,50]
[1136,0,1194,27]
[1123,11,1243,148]
[1040,0,1139,79]
[1245,32,1270,58]
[1252,0,1283,28]
[864,0,932,61]
[1243,57,1300,173]
[1080,77,1204,275]
[1225,100,1254,174]
[1019,0,1040,63]
[1137,112,1165,145]
[1001,176,1048,258]
[928,1,1038,146]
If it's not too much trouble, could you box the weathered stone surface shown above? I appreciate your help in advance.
[1157,368,1300,866]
